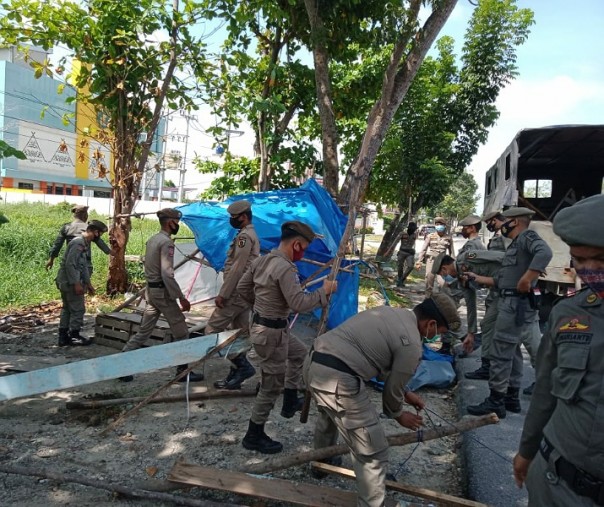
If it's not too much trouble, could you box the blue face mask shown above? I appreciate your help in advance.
[435,225,446,233]
[443,274,456,284]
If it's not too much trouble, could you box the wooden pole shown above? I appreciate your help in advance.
[0,463,241,507]
[66,388,257,410]
[242,413,499,474]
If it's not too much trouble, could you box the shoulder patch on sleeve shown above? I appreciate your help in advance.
[467,252,477,259]
[168,245,174,257]
[238,237,247,248]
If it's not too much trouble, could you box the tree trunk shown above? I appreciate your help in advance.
[376,210,406,260]
[304,0,339,196]
[337,0,458,205]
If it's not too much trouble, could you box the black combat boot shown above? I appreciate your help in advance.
[68,330,91,346]
[465,358,491,380]
[504,387,522,413]
[175,364,204,382]
[467,389,506,419]
[241,420,283,454]
[58,328,71,347]
[523,382,535,396]
[281,388,304,418]
[214,353,256,389]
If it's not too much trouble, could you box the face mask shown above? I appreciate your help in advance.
[443,274,456,284]
[575,268,604,298]
[292,243,306,262]
[423,321,439,342]
[486,222,496,233]
[500,220,516,237]
[169,223,180,235]
[229,216,242,229]
[435,225,446,233]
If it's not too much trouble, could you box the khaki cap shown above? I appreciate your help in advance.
[553,194,604,247]
[88,220,108,233]
[458,214,481,226]
[481,210,502,222]
[434,216,446,225]
[282,220,317,242]
[71,204,89,213]
[157,208,182,220]
[430,293,461,331]
[227,200,251,215]
[502,207,534,218]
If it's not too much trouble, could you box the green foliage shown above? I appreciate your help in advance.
[0,203,156,310]
[0,140,27,160]
[431,172,480,220]
[197,156,260,199]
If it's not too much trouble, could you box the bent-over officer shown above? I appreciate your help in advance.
[237,220,338,454]
[46,204,112,271]
[206,200,259,390]
[304,294,461,507]
[467,207,552,418]
[55,220,108,346]
[513,194,604,507]
[416,217,455,297]
[120,208,203,383]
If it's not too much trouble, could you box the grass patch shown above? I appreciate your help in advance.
[0,202,166,311]
[359,278,411,309]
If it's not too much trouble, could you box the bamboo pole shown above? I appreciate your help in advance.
[241,413,499,474]
[0,463,241,507]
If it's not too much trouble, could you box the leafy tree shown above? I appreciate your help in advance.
[0,0,212,293]
[372,0,533,258]
[431,171,480,222]
[0,140,26,162]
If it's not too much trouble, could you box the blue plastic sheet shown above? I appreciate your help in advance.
[177,179,357,329]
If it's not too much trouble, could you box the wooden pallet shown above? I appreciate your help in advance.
[95,312,207,350]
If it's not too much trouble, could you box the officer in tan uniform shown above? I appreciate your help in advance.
[513,194,604,506]
[304,294,461,507]
[46,204,112,272]
[416,217,455,297]
[467,207,552,418]
[206,200,259,390]
[237,221,338,454]
[55,220,108,347]
[120,208,203,383]
[396,222,418,287]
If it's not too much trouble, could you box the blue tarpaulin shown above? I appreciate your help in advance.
[177,179,358,329]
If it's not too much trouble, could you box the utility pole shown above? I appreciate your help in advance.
[177,111,196,203]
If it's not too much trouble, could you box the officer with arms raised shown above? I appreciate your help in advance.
[513,194,604,506]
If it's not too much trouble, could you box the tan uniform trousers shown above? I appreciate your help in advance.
[424,256,445,297]
[526,450,597,507]
[122,287,189,352]
[250,323,307,424]
[304,359,389,507]
[58,284,86,332]
[205,295,251,360]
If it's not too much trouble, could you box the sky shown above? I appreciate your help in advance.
[440,0,604,210]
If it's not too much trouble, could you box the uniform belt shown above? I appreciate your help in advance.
[311,349,360,378]
[252,313,288,329]
[147,281,165,288]
[540,437,604,505]
[499,289,528,297]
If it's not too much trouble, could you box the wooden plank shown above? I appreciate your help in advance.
[311,462,488,507]
[0,330,238,401]
[95,326,130,341]
[96,316,134,331]
[167,461,358,507]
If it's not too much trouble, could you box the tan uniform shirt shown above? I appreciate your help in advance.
[56,236,91,287]
[519,289,604,479]
[143,231,184,301]
[313,307,422,419]
[219,224,260,300]
[418,232,455,262]
[237,249,327,319]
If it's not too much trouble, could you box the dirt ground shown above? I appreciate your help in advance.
[0,284,464,507]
